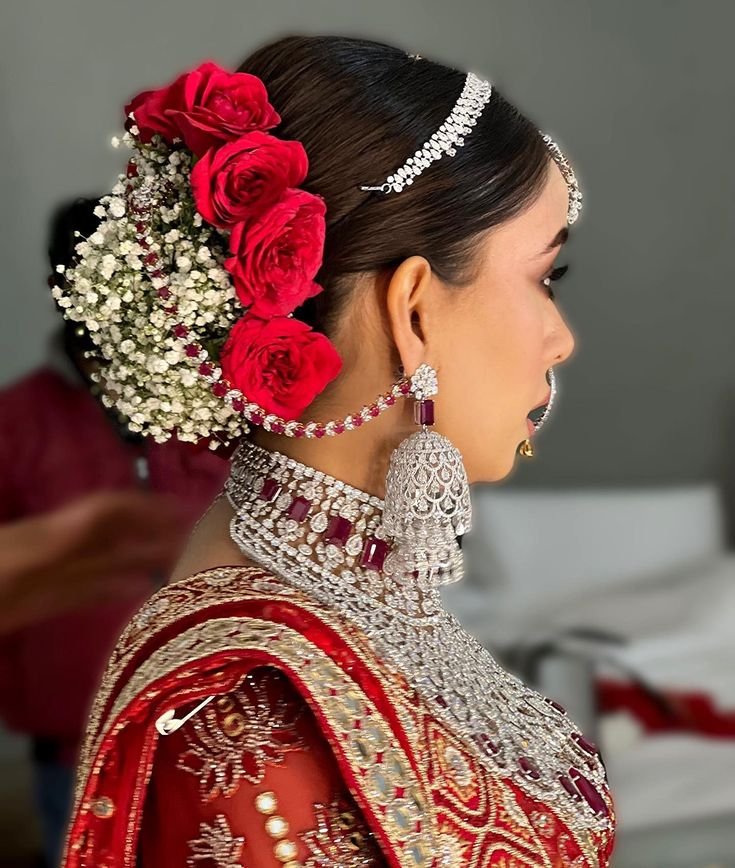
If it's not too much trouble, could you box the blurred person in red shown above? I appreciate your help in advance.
[0,196,230,868]
[0,490,189,635]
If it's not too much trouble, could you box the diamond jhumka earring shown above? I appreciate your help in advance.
[382,363,472,589]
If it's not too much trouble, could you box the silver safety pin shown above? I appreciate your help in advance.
[155,695,215,735]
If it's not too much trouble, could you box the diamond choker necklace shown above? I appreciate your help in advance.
[225,437,455,621]
[225,438,613,835]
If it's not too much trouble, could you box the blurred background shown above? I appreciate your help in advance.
[1,1,734,866]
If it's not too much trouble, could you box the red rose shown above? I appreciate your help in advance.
[124,61,281,155]
[191,131,308,230]
[125,86,182,143]
[219,315,342,420]
[225,189,327,317]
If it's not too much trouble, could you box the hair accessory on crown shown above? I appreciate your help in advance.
[360,71,493,195]
[358,71,583,225]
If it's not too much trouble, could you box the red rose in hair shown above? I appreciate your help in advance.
[219,315,342,420]
[191,132,308,230]
[225,189,326,317]
[124,61,280,155]
[125,86,182,143]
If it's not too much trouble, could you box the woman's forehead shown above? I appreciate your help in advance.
[480,164,570,263]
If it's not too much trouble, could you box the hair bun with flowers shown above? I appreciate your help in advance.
[53,60,409,449]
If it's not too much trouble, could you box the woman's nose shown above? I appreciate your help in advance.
[552,311,577,365]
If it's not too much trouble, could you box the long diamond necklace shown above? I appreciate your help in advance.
[225,438,613,835]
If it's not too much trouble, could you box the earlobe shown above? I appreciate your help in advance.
[384,256,432,376]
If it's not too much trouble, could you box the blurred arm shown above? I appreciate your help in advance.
[0,491,188,634]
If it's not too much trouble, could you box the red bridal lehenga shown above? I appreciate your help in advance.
[61,439,616,867]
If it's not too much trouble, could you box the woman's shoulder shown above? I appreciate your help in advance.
[69,564,439,867]
[97,563,410,735]
[111,563,328,670]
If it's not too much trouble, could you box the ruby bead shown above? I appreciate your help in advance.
[569,768,609,816]
[135,222,147,234]
[259,478,280,502]
[385,395,396,405]
[126,161,138,178]
[251,412,263,426]
[172,324,188,339]
[518,756,541,779]
[198,362,213,376]
[144,252,159,267]
[572,733,598,756]
[352,415,364,427]
[360,536,389,571]
[399,382,411,394]
[294,425,306,438]
[185,344,200,358]
[211,382,227,398]
[157,287,171,299]
[559,774,581,800]
[286,496,311,522]
[232,398,245,412]
[414,399,434,426]
[152,269,163,279]
[544,697,567,714]
[333,421,345,434]
[369,404,380,417]
[314,425,326,438]
[472,733,499,754]
[324,515,352,546]
[271,421,284,434]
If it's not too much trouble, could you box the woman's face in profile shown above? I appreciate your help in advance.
[432,161,577,483]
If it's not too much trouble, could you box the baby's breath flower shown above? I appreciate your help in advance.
[54,129,250,448]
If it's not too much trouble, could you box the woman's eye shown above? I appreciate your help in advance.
[541,263,569,300]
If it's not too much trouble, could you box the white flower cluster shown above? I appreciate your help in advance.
[52,129,250,446]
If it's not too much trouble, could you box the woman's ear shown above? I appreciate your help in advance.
[384,255,434,375]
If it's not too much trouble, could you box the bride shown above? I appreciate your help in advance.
[56,34,615,867]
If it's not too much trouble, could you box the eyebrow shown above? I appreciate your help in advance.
[537,226,570,257]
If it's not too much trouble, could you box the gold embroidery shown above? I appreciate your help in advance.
[89,796,115,819]
[529,810,557,840]
[274,837,299,862]
[264,814,290,840]
[301,794,383,867]
[68,566,614,868]
[443,745,473,788]
[176,668,308,800]
[254,790,278,815]
[93,615,437,867]
[254,789,303,866]
[186,814,244,867]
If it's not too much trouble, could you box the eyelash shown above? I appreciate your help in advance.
[541,264,569,300]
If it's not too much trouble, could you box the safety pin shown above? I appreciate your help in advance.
[155,695,215,735]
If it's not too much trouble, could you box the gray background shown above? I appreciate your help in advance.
[1,0,733,489]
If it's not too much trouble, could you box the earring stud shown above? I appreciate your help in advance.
[518,438,535,458]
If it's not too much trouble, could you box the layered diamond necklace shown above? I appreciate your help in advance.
[225,438,612,834]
